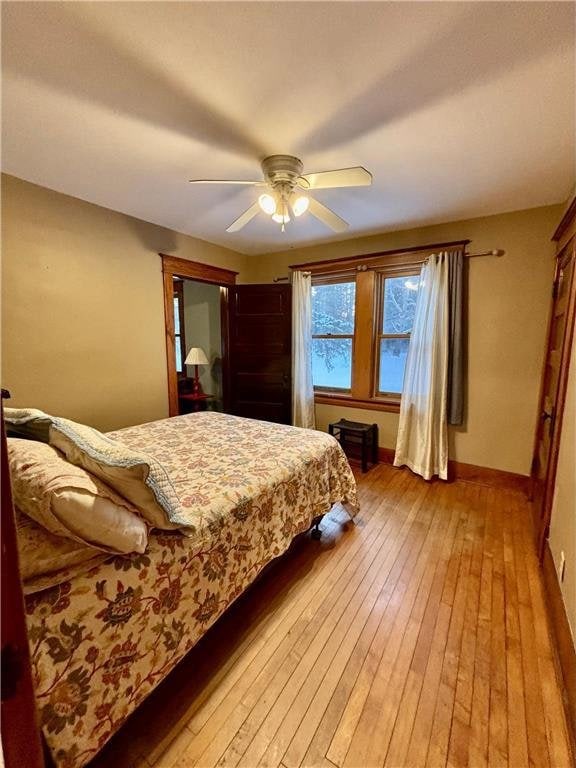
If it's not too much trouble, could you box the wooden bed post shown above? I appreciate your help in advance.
[1,390,45,768]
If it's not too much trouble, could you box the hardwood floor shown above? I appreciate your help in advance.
[91,465,574,768]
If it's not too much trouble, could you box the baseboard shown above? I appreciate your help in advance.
[448,460,530,493]
[377,447,530,493]
[378,447,396,464]
[542,542,576,749]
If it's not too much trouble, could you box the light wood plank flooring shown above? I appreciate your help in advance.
[91,464,574,768]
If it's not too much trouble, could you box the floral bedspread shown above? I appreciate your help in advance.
[25,413,357,767]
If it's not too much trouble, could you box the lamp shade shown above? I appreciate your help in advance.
[184,347,209,366]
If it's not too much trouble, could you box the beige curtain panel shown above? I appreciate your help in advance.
[291,270,316,429]
[394,252,450,480]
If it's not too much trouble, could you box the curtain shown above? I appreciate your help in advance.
[394,253,450,480]
[447,250,464,425]
[292,270,315,429]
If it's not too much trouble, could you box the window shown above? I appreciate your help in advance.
[311,280,356,391]
[311,270,419,403]
[173,280,186,374]
[377,273,420,395]
[302,244,459,411]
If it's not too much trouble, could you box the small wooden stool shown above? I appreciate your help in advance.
[328,419,379,472]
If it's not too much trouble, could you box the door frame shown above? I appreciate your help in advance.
[160,254,237,417]
[530,200,576,557]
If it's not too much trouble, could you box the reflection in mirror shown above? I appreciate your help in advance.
[173,277,223,415]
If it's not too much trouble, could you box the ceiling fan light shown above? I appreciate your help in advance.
[272,212,290,224]
[258,194,276,215]
[292,195,309,217]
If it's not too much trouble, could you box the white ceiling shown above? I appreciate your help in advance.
[2,2,575,255]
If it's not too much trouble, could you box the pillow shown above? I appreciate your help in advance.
[7,438,149,554]
[48,417,181,530]
[15,508,109,594]
[4,407,52,442]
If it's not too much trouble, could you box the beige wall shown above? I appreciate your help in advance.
[1,174,248,430]
[548,296,576,642]
[248,205,562,475]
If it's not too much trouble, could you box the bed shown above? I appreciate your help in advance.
[8,411,357,768]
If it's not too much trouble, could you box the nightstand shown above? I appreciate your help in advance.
[178,392,215,414]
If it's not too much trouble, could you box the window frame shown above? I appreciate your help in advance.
[300,241,469,413]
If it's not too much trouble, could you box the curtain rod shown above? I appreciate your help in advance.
[288,239,471,270]
[410,248,505,266]
[274,249,503,281]
[467,249,504,258]
[272,272,312,282]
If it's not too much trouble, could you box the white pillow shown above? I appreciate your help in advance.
[8,438,148,554]
[52,489,149,553]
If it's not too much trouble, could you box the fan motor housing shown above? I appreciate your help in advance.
[261,155,304,190]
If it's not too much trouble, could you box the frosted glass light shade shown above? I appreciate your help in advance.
[184,347,208,365]
[292,195,309,217]
[258,194,277,215]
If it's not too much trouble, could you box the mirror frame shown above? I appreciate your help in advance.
[159,254,237,416]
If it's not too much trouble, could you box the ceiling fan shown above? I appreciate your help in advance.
[189,155,372,233]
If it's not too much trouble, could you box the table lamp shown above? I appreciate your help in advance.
[184,347,209,395]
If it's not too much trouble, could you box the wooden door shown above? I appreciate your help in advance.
[531,224,576,556]
[228,284,292,424]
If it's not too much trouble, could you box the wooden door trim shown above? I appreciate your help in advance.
[160,255,237,417]
[553,196,576,247]
[160,255,238,286]
[529,252,562,505]
[540,240,576,553]
[531,228,576,556]
[220,286,231,414]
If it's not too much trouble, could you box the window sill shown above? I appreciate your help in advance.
[314,393,400,414]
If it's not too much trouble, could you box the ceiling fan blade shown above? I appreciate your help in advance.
[226,201,261,233]
[308,198,349,233]
[188,179,262,185]
[301,166,372,190]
